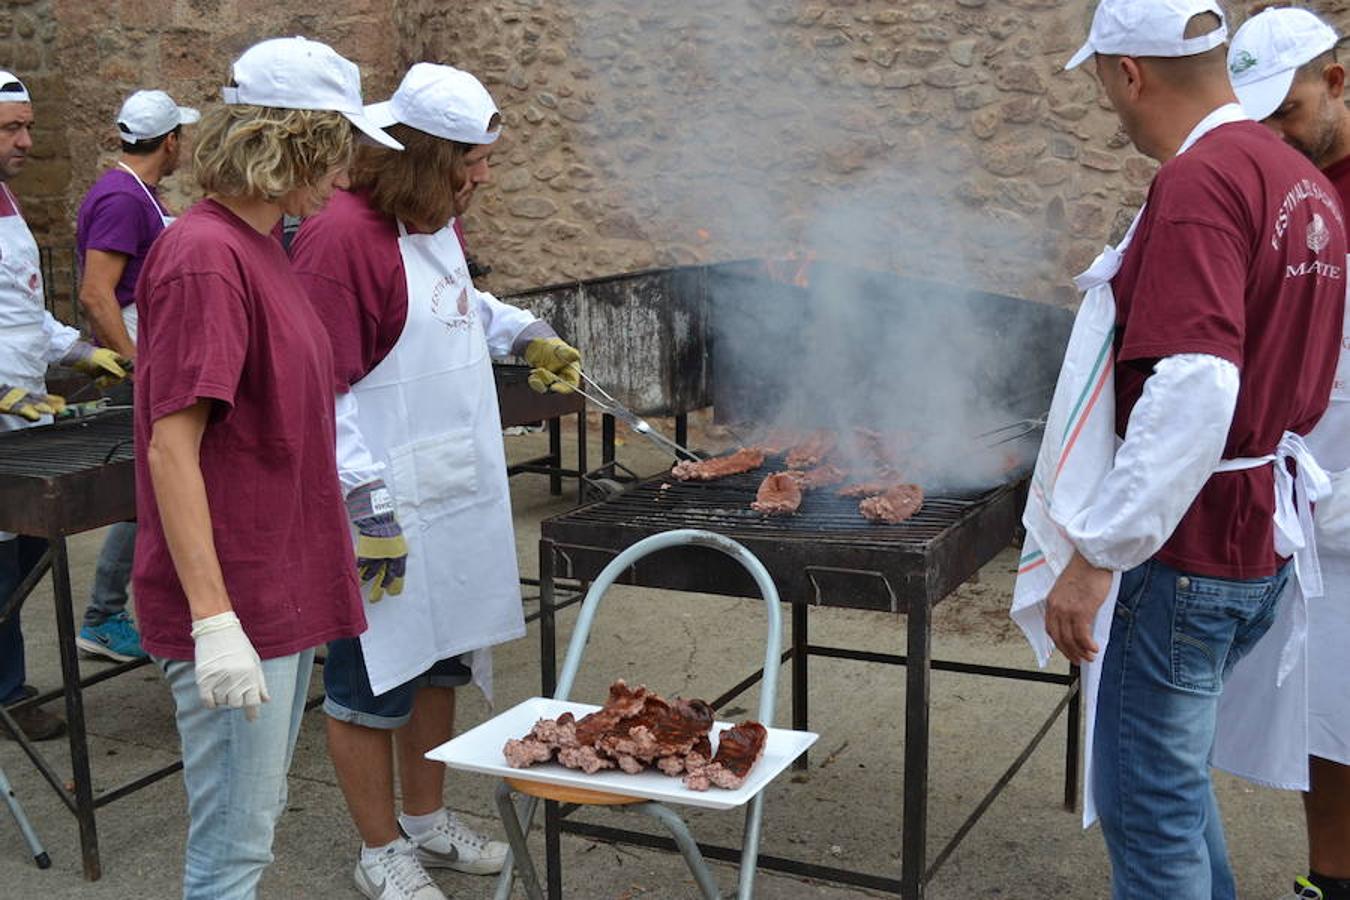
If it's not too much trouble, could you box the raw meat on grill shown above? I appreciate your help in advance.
[670,447,765,481]
[683,721,768,791]
[750,472,803,515]
[502,680,765,791]
[859,484,925,524]
[785,430,837,469]
[788,464,847,490]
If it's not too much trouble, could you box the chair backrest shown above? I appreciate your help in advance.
[552,528,783,726]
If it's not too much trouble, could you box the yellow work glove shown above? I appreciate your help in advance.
[0,385,65,421]
[346,480,407,603]
[524,337,582,394]
[62,342,130,388]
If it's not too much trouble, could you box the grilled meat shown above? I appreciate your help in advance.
[670,447,765,481]
[859,484,924,524]
[750,472,803,515]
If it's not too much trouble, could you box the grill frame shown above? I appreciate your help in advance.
[540,465,1020,614]
[0,409,135,537]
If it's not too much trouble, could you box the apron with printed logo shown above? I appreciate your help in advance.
[348,220,526,697]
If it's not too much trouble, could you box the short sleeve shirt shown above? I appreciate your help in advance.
[1111,120,1347,579]
[131,199,365,660]
[289,189,409,388]
[75,168,168,308]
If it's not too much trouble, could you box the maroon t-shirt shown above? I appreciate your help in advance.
[131,199,365,660]
[289,189,409,389]
[1111,120,1346,579]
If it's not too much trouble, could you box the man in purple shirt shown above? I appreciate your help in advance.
[73,89,197,663]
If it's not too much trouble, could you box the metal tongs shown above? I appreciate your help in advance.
[976,415,1048,447]
[572,372,700,461]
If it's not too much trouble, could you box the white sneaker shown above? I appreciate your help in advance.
[405,810,509,876]
[353,838,448,900]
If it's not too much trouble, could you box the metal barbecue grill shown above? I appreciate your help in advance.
[0,409,155,881]
[521,260,1080,899]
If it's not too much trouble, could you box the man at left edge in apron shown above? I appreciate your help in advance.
[71,88,199,665]
[0,69,130,742]
[290,63,583,900]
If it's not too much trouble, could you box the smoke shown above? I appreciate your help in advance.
[567,0,1073,492]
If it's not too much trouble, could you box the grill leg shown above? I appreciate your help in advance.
[674,414,688,455]
[575,409,587,505]
[1064,664,1082,811]
[548,417,563,496]
[51,537,100,880]
[540,541,557,698]
[602,414,616,467]
[792,600,808,770]
[902,599,931,900]
[545,799,563,898]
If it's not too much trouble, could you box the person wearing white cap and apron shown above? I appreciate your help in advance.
[1009,2,1346,898]
[71,89,200,666]
[290,64,582,900]
[0,69,130,745]
[130,37,402,900]
[1226,9,1350,899]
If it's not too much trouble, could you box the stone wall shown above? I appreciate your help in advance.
[33,0,400,239]
[401,0,1350,306]
[15,1,1350,307]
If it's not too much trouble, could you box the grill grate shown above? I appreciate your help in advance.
[553,460,998,548]
[0,409,134,476]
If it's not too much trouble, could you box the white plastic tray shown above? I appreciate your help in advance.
[427,697,818,811]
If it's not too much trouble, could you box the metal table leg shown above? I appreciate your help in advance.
[792,599,808,770]
[575,410,588,505]
[548,418,563,496]
[674,414,688,454]
[602,414,616,467]
[1064,664,1082,810]
[540,540,558,697]
[901,598,931,900]
[545,799,563,898]
[50,537,100,880]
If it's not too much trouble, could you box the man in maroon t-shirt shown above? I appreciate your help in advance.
[1230,8,1350,899]
[1045,1,1346,896]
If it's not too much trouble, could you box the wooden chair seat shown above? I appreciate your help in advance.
[504,776,645,807]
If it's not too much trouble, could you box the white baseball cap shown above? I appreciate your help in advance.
[1229,8,1340,121]
[221,36,403,150]
[1066,0,1229,70]
[0,70,30,104]
[365,63,501,145]
[117,90,200,142]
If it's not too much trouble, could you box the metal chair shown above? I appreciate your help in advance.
[0,762,50,869]
[493,528,784,900]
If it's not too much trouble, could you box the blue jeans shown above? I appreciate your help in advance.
[0,537,48,705]
[1094,558,1289,899]
[323,637,471,729]
[159,648,315,900]
[85,521,136,627]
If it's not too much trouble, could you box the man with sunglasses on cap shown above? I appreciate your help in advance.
[291,64,581,900]
[1013,0,1346,896]
[1226,7,1350,899]
[0,70,129,743]
[69,89,199,667]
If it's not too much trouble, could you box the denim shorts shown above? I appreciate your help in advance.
[322,637,472,729]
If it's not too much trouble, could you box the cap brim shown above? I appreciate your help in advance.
[1233,68,1297,122]
[345,111,403,151]
[1065,40,1095,71]
[177,106,201,125]
[364,100,398,129]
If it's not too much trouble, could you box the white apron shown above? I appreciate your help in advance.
[349,220,526,697]
[1010,104,1330,824]
[1214,259,1350,778]
[113,162,174,343]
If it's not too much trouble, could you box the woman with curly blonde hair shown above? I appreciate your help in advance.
[131,37,400,900]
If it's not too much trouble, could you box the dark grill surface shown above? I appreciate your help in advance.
[0,409,136,536]
[0,409,133,475]
[564,462,994,548]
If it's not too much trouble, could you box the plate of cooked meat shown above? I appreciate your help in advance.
[426,681,818,811]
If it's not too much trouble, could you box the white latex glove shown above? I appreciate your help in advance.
[190,611,270,721]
